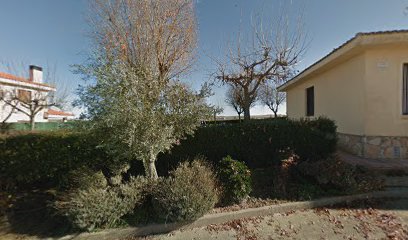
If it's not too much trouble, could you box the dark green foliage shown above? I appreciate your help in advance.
[156,117,337,173]
[152,159,218,222]
[0,117,337,190]
[54,171,148,231]
[295,180,325,200]
[217,156,252,205]
[297,156,385,194]
[0,131,114,189]
[7,122,77,131]
[0,123,11,134]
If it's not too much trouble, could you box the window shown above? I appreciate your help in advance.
[18,90,31,102]
[403,64,408,115]
[306,86,314,116]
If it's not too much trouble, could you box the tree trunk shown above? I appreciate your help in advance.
[148,160,158,180]
[238,113,241,122]
[30,116,35,131]
[145,153,159,180]
[273,110,278,118]
[243,88,251,122]
[243,107,250,121]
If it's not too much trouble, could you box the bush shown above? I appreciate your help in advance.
[295,180,325,200]
[251,155,325,201]
[0,117,337,189]
[217,156,251,205]
[0,131,122,189]
[156,117,337,173]
[54,171,147,231]
[152,159,218,222]
[0,123,11,134]
[297,156,384,194]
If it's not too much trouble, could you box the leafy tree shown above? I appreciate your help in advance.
[75,0,211,179]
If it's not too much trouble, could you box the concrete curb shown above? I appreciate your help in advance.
[53,189,408,240]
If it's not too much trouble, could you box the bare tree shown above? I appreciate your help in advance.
[0,91,15,132]
[211,105,224,122]
[0,91,59,130]
[89,0,197,82]
[259,81,285,118]
[225,84,256,121]
[215,11,306,121]
[76,0,210,180]
[0,62,66,130]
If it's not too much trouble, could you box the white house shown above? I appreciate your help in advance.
[46,108,75,122]
[0,65,73,123]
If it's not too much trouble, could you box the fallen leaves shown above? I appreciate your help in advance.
[211,197,285,214]
[206,217,264,240]
[375,213,408,240]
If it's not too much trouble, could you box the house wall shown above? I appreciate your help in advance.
[363,45,408,136]
[286,44,408,159]
[345,45,408,159]
[286,53,366,135]
[0,84,48,123]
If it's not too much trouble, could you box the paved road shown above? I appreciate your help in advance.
[130,198,408,240]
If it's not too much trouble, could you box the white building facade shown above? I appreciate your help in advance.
[0,65,73,123]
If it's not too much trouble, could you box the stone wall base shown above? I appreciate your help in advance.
[338,133,408,159]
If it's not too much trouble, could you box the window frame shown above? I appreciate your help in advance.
[306,86,315,117]
[18,89,32,103]
[403,64,408,115]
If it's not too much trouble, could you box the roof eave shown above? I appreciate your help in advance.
[279,30,408,92]
[0,78,56,92]
[278,36,363,92]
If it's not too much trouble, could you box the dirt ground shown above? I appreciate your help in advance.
[1,198,408,240]
[130,198,408,240]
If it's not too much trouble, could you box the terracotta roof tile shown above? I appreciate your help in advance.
[47,109,74,117]
[0,72,54,89]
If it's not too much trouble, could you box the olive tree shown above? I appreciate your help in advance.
[75,0,211,179]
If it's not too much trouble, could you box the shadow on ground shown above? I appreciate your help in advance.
[1,190,76,239]
[328,197,408,212]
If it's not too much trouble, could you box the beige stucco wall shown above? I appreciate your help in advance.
[286,53,366,135]
[363,45,408,136]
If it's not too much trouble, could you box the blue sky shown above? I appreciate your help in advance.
[1,0,408,115]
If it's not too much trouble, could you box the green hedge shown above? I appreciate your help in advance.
[0,131,111,189]
[0,117,337,189]
[8,122,77,131]
[155,117,337,174]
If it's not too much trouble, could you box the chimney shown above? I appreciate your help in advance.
[29,65,43,83]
